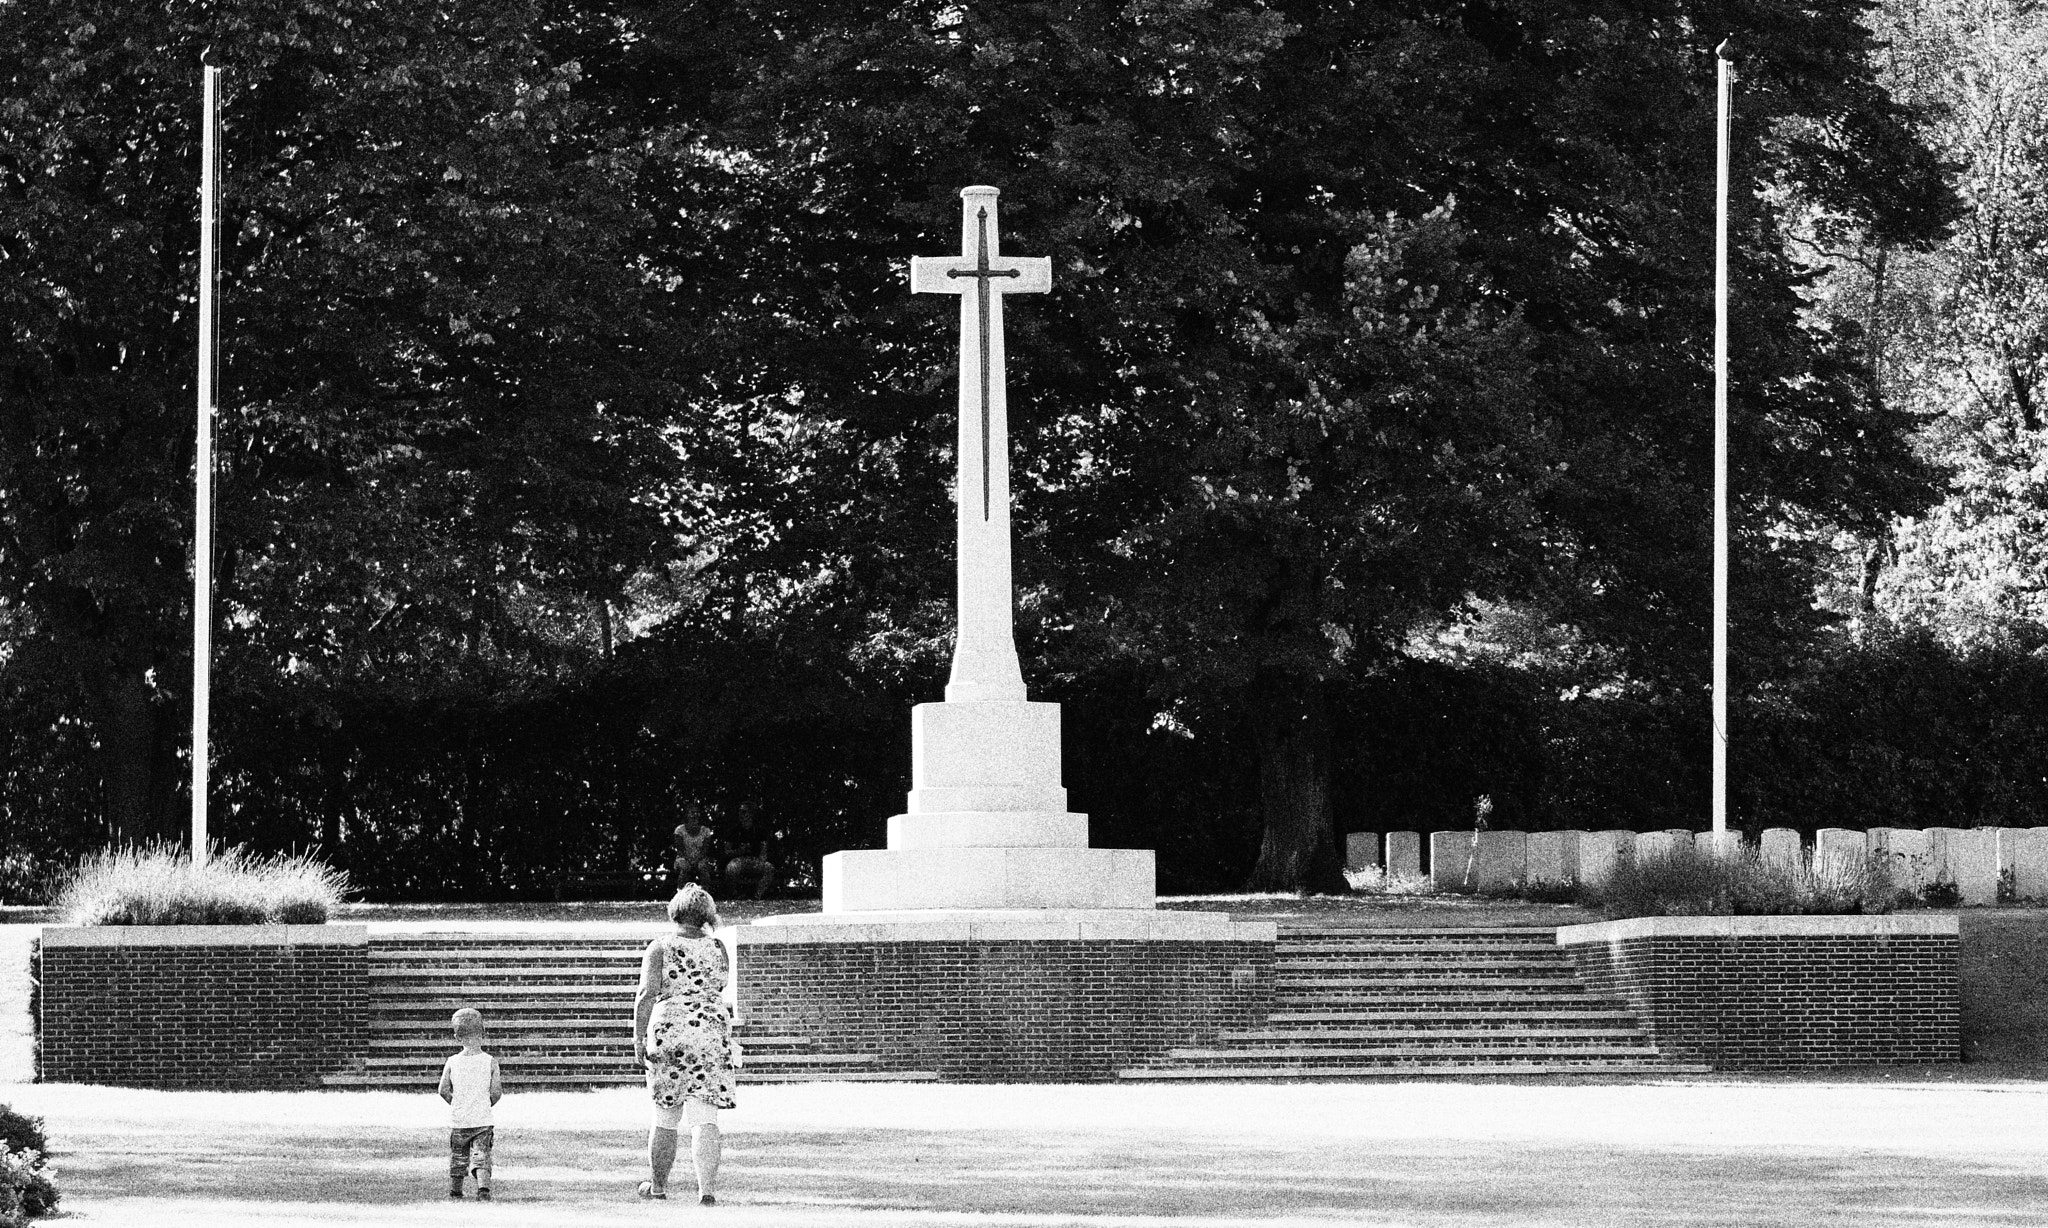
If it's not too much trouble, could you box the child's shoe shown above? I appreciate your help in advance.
[477,1188,492,1201]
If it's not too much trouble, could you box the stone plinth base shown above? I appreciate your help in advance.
[734,916,1277,1081]
[1557,915,1959,1071]
[823,846,1153,911]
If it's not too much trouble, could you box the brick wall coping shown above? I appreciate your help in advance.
[1555,914,1959,945]
[742,909,1277,943]
[41,924,368,948]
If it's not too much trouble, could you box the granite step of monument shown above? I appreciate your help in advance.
[1118,1060,1711,1080]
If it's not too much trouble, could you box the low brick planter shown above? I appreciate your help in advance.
[38,925,368,1089]
[735,918,1277,1081]
[1556,915,1959,1071]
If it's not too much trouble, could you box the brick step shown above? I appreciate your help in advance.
[366,1018,804,1042]
[1156,1042,1668,1064]
[371,945,646,958]
[370,967,639,982]
[366,1038,816,1056]
[322,1069,939,1088]
[1286,941,1556,957]
[356,1051,877,1072]
[1267,1008,1638,1025]
[1216,1027,1648,1044]
[1274,929,1557,942]
[1119,1060,1709,1081]
[369,944,652,955]
[1275,961,1573,977]
[372,984,638,998]
[1279,976,1585,991]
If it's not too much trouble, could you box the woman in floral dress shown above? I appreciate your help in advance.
[632,883,739,1203]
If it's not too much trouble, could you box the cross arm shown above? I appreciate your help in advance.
[909,256,1053,294]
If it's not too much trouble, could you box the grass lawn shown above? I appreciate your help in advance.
[9,1078,2047,1227]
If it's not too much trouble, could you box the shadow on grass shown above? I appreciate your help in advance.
[49,1118,2048,1226]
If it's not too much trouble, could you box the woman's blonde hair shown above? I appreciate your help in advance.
[668,883,719,930]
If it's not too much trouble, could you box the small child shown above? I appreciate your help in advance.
[438,1007,503,1200]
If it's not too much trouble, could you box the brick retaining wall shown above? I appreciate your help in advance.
[38,925,368,1089]
[1556,916,1959,1070]
[735,938,1275,1081]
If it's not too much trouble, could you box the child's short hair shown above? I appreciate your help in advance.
[451,1007,485,1039]
[668,884,719,930]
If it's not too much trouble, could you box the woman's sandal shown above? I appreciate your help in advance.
[637,1181,668,1200]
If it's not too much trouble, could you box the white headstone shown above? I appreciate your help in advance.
[1556,830,1585,882]
[1814,827,1864,875]
[1635,829,1688,862]
[1526,832,1568,885]
[1930,827,1998,906]
[1384,831,1423,879]
[1695,829,1741,858]
[1576,830,1636,887]
[1345,832,1381,873]
[1759,828,1801,871]
[1429,831,1473,893]
[2001,827,2048,901]
[1869,828,1933,896]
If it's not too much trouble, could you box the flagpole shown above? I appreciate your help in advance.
[1711,41,1733,840]
[192,54,222,866]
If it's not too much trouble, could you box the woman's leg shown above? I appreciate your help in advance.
[685,1099,722,1199]
[647,1125,678,1192]
[691,1123,722,1197]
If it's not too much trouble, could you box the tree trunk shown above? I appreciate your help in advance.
[1244,676,1349,893]
[94,665,160,846]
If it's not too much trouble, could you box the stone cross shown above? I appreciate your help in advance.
[910,186,1051,704]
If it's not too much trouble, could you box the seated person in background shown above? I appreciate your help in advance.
[724,840,776,901]
[673,807,719,889]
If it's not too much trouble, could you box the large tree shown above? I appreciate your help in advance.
[0,0,688,844]
[582,0,1954,889]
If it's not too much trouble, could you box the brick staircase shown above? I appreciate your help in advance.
[1120,926,1709,1080]
[322,933,934,1089]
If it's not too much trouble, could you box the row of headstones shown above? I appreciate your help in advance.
[1344,827,2048,905]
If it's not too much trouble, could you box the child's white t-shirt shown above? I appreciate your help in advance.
[444,1050,496,1128]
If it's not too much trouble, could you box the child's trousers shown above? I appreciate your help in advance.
[449,1125,494,1191]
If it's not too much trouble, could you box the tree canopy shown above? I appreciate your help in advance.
[4,0,2027,897]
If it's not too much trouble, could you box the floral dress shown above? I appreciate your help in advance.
[643,933,738,1111]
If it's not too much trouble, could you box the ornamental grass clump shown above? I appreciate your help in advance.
[53,843,347,927]
[1589,840,1890,919]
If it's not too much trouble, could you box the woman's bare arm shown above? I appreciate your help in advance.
[632,939,662,1061]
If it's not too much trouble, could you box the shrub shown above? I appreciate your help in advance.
[1586,841,1891,919]
[1342,867,1435,896]
[52,843,348,927]
[0,1106,58,1225]
[0,1109,42,1163]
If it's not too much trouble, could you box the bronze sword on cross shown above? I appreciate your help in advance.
[910,189,1051,522]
